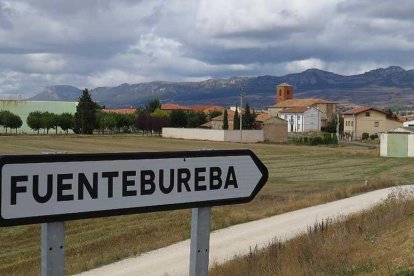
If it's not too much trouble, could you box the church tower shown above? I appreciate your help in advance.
[276,83,293,103]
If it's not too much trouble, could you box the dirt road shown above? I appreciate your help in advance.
[77,185,414,276]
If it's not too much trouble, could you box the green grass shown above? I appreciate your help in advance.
[0,135,413,275]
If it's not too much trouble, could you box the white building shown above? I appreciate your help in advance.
[403,120,414,127]
[278,107,323,133]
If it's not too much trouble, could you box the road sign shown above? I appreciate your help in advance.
[0,149,268,226]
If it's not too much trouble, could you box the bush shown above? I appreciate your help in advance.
[370,134,378,140]
[362,133,369,140]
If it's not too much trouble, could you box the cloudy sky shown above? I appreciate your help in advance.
[0,0,413,98]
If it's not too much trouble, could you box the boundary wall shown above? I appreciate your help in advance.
[162,128,264,143]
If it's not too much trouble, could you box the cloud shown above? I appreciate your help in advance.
[0,0,413,98]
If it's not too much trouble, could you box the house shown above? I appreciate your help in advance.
[403,120,414,127]
[255,112,270,129]
[207,110,235,129]
[263,117,288,143]
[343,107,403,140]
[268,83,337,128]
[160,103,192,112]
[191,105,224,114]
[278,107,322,133]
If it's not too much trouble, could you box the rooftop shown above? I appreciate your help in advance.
[273,98,335,108]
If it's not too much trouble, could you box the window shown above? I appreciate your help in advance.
[284,115,287,119]
[279,89,282,96]
[365,111,370,117]
[287,90,290,95]
[351,121,354,127]
[374,121,379,127]
[298,115,301,120]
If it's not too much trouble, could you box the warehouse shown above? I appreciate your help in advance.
[0,100,78,133]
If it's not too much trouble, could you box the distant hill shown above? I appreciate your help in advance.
[30,66,414,108]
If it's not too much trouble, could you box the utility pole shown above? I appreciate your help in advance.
[240,86,246,143]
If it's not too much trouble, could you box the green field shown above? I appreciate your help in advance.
[0,135,413,275]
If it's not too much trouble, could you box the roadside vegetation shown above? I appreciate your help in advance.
[0,135,413,274]
[210,191,414,275]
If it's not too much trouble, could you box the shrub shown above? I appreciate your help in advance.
[369,134,378,140]
[362,132,369,140]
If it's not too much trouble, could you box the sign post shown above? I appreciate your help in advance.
[189,207,211,276]
[0,149,268,275]
[41,221,65,276]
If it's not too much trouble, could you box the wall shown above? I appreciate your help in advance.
[355,111,402,140]
[162,128,264,143]
[0,100,78,133]
[303,108,321,132]
[263,123,288,143]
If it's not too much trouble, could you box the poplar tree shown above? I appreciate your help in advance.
[233,107,240,130]
[222,109,229,130]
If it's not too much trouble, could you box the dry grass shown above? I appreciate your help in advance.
[0,135,413,274]
[210,190,414,276]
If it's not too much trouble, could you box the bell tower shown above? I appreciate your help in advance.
[276,83,293,103]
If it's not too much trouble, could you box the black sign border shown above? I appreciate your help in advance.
[0,149,268,227]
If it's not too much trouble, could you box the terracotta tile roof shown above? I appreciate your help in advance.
[342,106,387,115]
[273,98,334,108]
[192,105,224,113]
[255,112,270,122]
[161,103,192,111]
[279,106,312,113]
[102,108,136,114]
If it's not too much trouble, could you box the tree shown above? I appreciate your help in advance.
[208,110,222,121]
[186,111,207,128]
[27,111,43,134]
[0,111,22,134]
[8,114,22,134]
[222,109,229,130]
[242,104,256,129]
[170,110,187,127]
[58,113,74,134]
[145,99,161,113]
[233,107,240,130]
[74,88,98,134]
[40,112,58,134]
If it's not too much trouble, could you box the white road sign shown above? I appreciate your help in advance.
[0,150,268,226]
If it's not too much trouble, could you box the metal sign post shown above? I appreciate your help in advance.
[189,207,211,276]
[41,221,65,276]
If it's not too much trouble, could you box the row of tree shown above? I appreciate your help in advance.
[26,112,74,134]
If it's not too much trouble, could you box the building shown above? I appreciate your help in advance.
[263,117,288,143]
[276,83,293,103]
[278,107,322,133]
[205,109,235,130]
[380,127,414,157]
[343,107,403,140]
[0,100,78,133]
[160,103,192,112]
[268,84,337,128]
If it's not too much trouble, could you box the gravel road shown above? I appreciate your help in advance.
[77,185,414,276]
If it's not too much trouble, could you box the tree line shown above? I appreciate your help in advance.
[0,89,259,135]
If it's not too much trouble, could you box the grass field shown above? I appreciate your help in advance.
[0,135,413,275]
[210,191,414,275]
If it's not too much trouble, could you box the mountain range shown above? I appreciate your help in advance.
[30,66,414,108]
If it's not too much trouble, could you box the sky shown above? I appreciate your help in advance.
[0,0,413,98]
